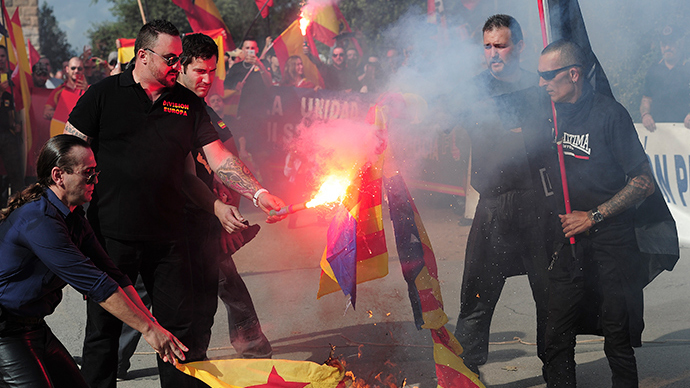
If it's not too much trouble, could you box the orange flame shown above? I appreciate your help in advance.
[305,174,350,208]
[299,8,311,36]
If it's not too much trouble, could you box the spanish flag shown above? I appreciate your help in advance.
[117,38,136,64]
[272,20,323,88]
[177,358,345,388]
[170,0,235,51]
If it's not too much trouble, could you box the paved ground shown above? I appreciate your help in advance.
[46,193,690,387]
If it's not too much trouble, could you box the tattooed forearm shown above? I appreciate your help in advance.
[598,163,655,218]
[214,155,262,198]
[64,121,92,143]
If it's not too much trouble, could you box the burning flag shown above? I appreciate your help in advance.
[177,358,345,388]
[316,157,389,308]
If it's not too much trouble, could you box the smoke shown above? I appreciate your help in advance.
[288,116,383,190]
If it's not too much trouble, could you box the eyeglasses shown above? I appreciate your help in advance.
[70,66,84,71]
[70,167,100,184]
[145,48,184,67]
[538,64,581,81]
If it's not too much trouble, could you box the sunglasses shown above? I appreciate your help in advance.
[538,64,581,81]
[146,48,184,67]
[332,53,344,58]
[75,168,100,184]
[70,66,84,71]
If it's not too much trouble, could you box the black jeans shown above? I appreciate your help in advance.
[80,238,198,388]
[455,192,551,371]
[0,321,87,388]
[544,220,639,388]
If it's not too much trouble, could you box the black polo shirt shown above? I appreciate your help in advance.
[643,61,690,122]
[68,65,219,241]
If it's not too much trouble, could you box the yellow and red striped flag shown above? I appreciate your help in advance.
[1,3,33,150]
[177,358,346,388]
[170,0,235,51]
[316,153,389,307]
[272,20,323,88]
[117,38,136,64]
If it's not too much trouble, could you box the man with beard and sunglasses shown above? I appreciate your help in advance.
[453,14,549,378]
[64,20,286,388]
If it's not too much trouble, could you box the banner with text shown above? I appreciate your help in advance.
[636,123,690,247]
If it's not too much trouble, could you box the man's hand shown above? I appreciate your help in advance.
[0,80,8,94]
[642,113,656,132]
[256,192,287,223]
[220,230,245,254]
[141,321,188,365]
[559,211,593,238]
[214,201,248,233]
[75,74,88,90]
[684,113,690,129]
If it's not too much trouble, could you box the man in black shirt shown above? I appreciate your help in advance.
[64,20,285,388]
[640,25,690,131]
[453,14,548,377]
[0,45,25,204]
[533,40,655,388]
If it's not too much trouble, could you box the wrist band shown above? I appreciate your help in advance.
[253,188,269,207]
[641,112,650,118]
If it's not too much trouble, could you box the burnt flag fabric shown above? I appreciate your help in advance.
[177,358,345,388]
[385,173,445,330]
[317,156,389,308]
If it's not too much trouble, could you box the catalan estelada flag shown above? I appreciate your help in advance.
[170,0,235,51]
[272,20,323,88]
[316,155,388,308]
[177,358,345,388]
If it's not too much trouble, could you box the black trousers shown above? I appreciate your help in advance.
[454,191,551,371]
[0,321,87,388]
[80,238,199,388]
[544,219,640,388]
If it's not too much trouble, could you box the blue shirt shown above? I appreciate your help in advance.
[0,188,131,317]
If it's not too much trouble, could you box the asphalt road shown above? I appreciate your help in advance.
[46,194,690,387]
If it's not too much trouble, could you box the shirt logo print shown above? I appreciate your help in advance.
[163,101,189,116]
[562,132,590,160]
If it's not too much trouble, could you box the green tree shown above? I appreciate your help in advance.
[38,3,74,72]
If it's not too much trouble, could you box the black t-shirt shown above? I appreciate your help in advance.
[467,69,539,196]
[68,65,219,241]
[555,87,649,211]
[642,61,690,122]
[224,63,269,119]
[0,89,15,133]
[192,105,233,190]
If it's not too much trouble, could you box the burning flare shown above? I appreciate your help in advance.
[306,174,350,208]
[299,8,311,36]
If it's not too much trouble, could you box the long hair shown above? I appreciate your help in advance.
[0,135,91,221]
[281,56,303,87]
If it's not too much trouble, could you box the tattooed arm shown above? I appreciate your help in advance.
[560,162,655,238]
[202,140,286,222]
[64,121,93,143]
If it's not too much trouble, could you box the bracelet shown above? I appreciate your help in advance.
[253,188,269,207]
[641,112,650,118]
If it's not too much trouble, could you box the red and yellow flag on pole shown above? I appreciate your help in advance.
[254,0,273,18]
[170,0,235,51]
[116,38,136,64]
[272,20,323,88]
[1,2,33,151]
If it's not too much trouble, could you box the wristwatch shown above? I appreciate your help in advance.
[589,208,604,224]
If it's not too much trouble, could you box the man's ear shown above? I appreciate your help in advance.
[516,40,525,55]
[51,167,64,186]
[569,67,581,83]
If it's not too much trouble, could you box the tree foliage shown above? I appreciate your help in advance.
[38,3,74,71]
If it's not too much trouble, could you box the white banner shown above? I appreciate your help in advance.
[636,123,689,247]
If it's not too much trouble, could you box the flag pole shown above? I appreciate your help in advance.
[538,0,576,248]
[136,0,147,24]
[240,1,271,46]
